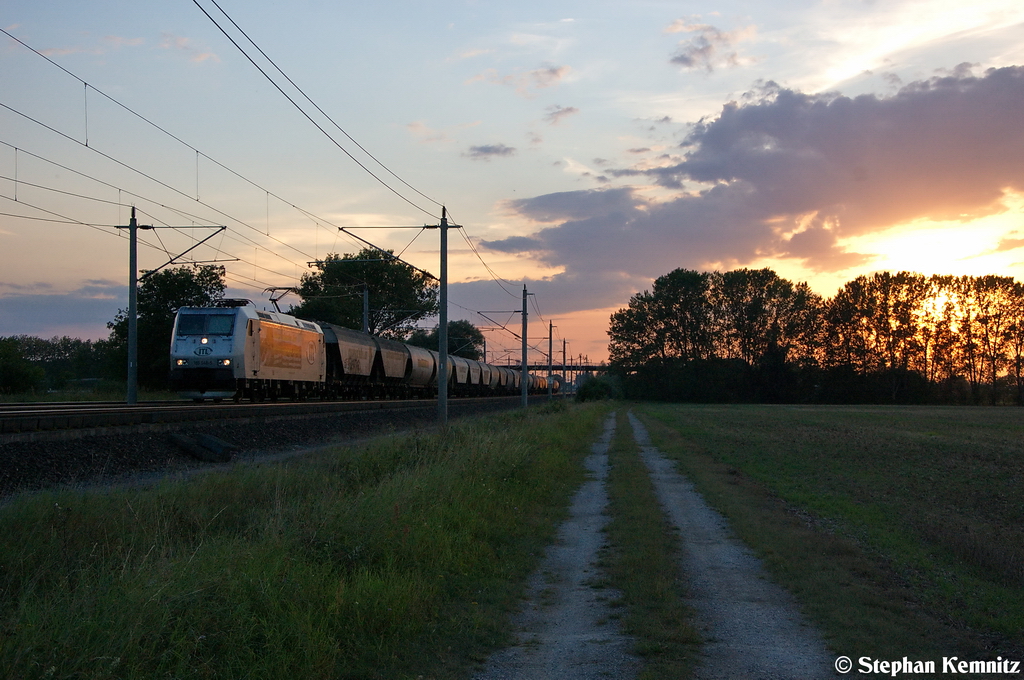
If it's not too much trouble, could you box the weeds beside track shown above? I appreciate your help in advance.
[0,401,609,679]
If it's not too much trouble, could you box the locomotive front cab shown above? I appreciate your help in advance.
[169,303,248,400]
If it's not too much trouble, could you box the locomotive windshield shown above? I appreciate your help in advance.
[177,313,235,335]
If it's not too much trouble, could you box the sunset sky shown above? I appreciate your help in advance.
[3,0,1024,363]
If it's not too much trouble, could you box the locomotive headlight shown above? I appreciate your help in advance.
[221,359,232,366]
[176,359,188,366]
[201,337,209,344]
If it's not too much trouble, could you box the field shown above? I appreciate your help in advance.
[633,403,1024,661]
[0,401,608,679]
[3,401,1021,678]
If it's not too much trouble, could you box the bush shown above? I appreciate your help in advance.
[576,374,621,402]
[0,338,44,394]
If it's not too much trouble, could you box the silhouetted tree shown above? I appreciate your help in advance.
[1007,282,1024,405]
[0,338,45,394]
[406,320,485,360]
[8,336,103,389]
[608,291,662,370]
[822,272,929,401]
[710,268,821,366]
[290,248,438,338]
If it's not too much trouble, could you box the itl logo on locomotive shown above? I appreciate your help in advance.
[194,347,213,356]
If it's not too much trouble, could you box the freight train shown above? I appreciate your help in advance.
[169,299,560,402]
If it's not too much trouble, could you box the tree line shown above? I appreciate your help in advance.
[609,268,1024,405]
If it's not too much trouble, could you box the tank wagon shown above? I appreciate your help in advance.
[169,300,557,402]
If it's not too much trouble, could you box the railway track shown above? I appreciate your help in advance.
[0,397,514,442]
[0,396,552,499]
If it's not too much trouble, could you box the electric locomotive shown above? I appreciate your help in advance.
[169,299,325,401]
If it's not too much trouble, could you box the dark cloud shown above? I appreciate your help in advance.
[0,281,125,340]
[464,144,517,160]
[544,105,579,125]
[0,281,54,293]
[483,235,544,252]
[485,66,1024,305]
[451,269,647,320]
[778,221,874,272]
[669,66,1024,231]
[498,187,640,224]
[666,21,753,73]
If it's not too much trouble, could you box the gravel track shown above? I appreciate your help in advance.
[473,411,641,680]
[627,411,837,679]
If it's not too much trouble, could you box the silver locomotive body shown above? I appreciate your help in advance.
[169,304,247,399]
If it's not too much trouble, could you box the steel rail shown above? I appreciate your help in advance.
[0,397,504,439]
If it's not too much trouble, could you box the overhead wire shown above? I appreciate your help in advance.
[397,227,427,259]
[0,193,164,254]
[191,0,440,220]
[0,186,296,286]
[0,102,321,273]
[0,27,341,250]
[1,27,556,347]
[437,214,551,353]
[0,30,371,281]
[0,210,118,226]
[457,228,519,299]
[0,140,303,280]
[0,172,126,210]
[442,206,519,299]
[3,147,554,359]
[2,25,525,307]
[204,0,443,212]
[530,294,547,325]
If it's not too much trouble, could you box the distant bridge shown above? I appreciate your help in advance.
[522,364,608,373]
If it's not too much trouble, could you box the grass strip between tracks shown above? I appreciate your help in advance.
[0,401,609,679]
[602,409,700,679]
[633,403,1024,663]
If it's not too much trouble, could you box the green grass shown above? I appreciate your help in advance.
[634,403,1024,661]
[603,410,699,678]
[0,401,610,679]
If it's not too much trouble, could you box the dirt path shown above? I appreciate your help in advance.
[473,410,836,679]
[627,411,836,679]
[472,411,641,680]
